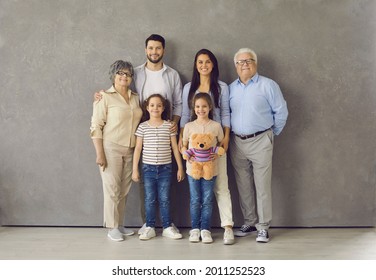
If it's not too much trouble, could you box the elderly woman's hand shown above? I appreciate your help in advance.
[96,153,107,171]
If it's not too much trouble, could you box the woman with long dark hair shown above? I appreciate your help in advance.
[179,49,234,245]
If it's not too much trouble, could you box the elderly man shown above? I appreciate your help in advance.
[229,48,288,243]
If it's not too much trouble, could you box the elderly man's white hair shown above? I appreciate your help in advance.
[233,48,258,65]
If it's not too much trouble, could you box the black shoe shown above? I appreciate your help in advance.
[234,224,257,237]
[256,229,270,243]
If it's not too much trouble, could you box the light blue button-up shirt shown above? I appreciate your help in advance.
[229,73,288,135]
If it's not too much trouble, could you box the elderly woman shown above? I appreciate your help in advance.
[90,60,143,241]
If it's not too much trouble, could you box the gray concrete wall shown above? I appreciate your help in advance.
[0,0,375,227]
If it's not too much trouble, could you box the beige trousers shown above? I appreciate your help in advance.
[100,141,133,229]
[214,153,234,227]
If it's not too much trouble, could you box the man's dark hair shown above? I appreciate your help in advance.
[145,34,165,48]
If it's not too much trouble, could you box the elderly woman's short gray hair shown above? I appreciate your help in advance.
[109,60,134,83]
[233,48,258,65]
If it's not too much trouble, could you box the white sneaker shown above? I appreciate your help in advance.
[138,223,147,235]
[162,226,183,239]
[107,228,124,242]
[201,229,213,244]
[119,227,135,236]
[223,228,235,245]
[256,229,270,243]
[189,229,200,243]
[171,223,180,233]
[139,227,156,240]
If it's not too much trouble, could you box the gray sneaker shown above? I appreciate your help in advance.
[107,228,124,242]
[119,227,135,236]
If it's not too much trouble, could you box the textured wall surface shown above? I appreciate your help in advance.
[0,0,375,227]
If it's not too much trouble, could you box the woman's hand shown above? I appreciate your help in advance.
[96,153,107,171]
[219,136,230,152]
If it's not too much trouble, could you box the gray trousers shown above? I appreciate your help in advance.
[229,130,274,230]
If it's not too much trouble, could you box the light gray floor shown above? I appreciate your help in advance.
[0,226,375,260]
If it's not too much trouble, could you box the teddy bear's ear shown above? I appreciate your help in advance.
[191,134,198,141]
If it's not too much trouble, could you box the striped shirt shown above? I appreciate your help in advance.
[184,147,220,162]
[135,121,176,165]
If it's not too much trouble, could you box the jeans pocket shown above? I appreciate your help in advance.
[142,164,152,173]
[160,164,172,174]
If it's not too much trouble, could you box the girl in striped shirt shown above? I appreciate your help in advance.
[132,94,184,240]
[181,93,224,244]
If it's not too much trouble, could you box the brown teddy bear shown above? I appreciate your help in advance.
[183,133,225,180]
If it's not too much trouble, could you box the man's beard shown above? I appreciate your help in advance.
[147,54,163,64]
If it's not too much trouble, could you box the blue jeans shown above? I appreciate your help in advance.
[188,175,216,230]
[143,163,172,228]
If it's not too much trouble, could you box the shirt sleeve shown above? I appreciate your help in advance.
[90,98,107,139]
[172,71,183,117]
[219,82,231,128]
[169,122,177,136]
[182,123,190,144]
[180,83,191,128]
[216,123,224,143]
[269,81,288,135]
[135,123,144,138]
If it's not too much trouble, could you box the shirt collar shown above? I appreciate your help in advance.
[106,86,135,96]
[143,62,167,72]
[237,72,259,86]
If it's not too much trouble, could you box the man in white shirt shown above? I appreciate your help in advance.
[133,34,182,131]
[132,34,182,235]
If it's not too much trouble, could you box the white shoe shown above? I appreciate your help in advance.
[256,229,270,243]
[107,228,124,242]
[171,223,180,233]
[119,227,135,236]
[162,226,183,239]
[138,223,147,235]
[189,229,200,243]
[223,228,235,245]
[201,230,213,244]
[139,227,156,240]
